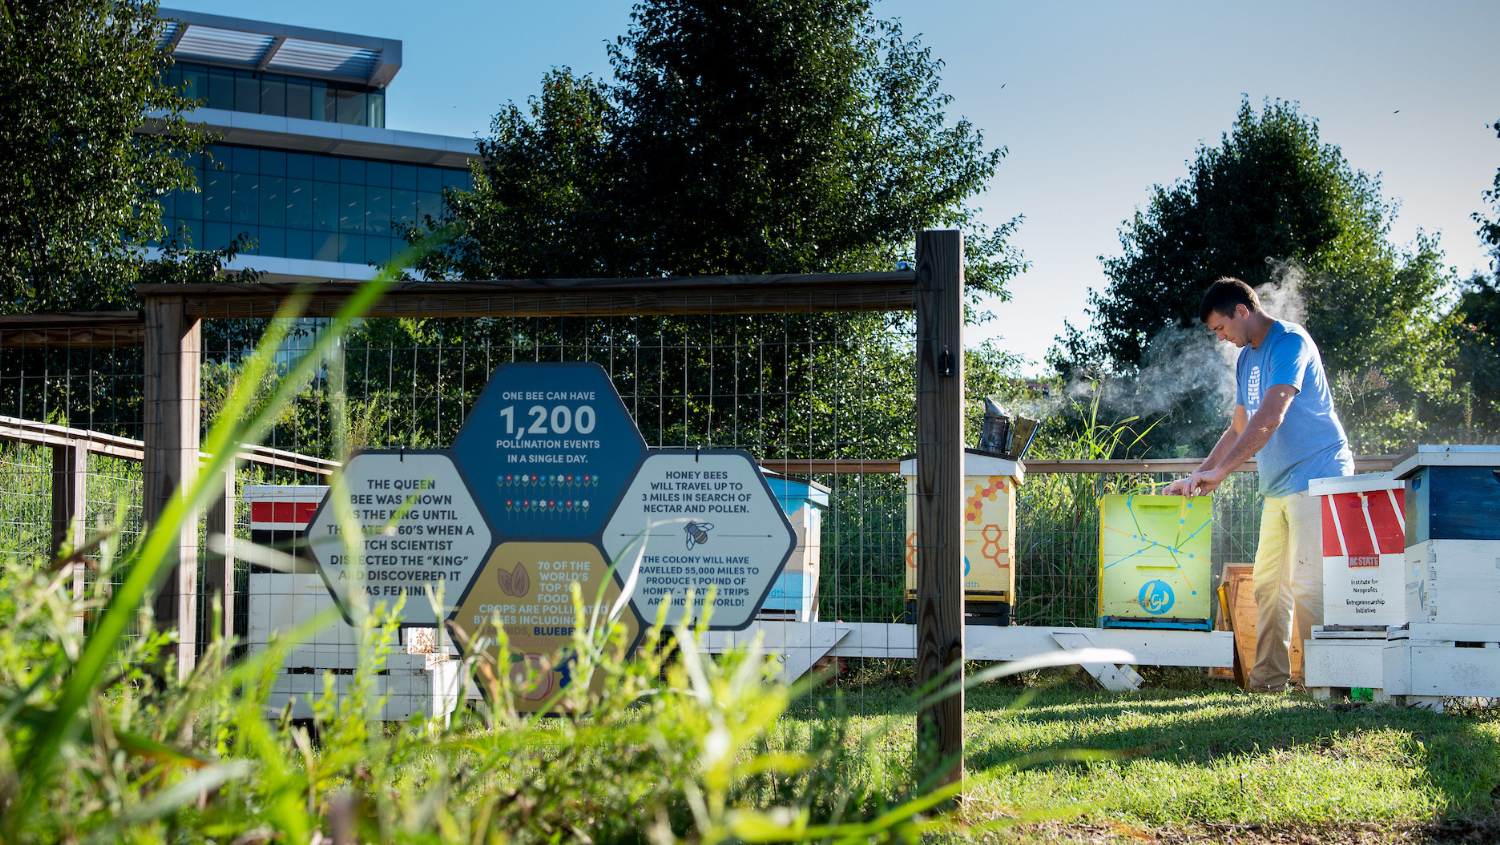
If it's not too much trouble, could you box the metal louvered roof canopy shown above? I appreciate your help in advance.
[157,8,401,89]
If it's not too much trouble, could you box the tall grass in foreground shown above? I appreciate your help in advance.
[0,259,1126,843]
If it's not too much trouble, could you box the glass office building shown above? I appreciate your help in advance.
[166,62,386,128]
[152,9,479,281]
[161,145,471,265]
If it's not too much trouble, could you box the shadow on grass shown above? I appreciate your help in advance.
[784,671,1500,827]
[959,683,1500,822]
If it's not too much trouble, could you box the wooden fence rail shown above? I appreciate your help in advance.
[0,414,338,646]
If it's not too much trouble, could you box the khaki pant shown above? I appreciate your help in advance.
[1248,491,1323,690]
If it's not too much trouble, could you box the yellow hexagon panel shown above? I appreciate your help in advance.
[454,541,640,712]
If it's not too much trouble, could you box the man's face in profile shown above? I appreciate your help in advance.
[1206,305,1254,348]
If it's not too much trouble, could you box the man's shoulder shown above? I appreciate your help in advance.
[1268,321,1315,356]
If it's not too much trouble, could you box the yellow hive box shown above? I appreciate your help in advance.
[1098,494,1213,629]
[901,450,1024,625]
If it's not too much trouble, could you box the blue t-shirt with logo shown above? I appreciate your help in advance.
[1235,321,1353,497]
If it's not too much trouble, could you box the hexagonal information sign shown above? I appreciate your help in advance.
[452,363,647,539]
[602,450,796,630]
[306,451,493,626]
[453,541,642,712]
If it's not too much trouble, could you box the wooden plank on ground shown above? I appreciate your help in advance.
[1222,562,1304,684]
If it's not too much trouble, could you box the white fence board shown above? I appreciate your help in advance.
[703,623,1233,675]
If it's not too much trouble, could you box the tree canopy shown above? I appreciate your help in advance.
[1451,118,1500,435]
[1054,98,1464,454]
[0,0,236,313]
[416,0,1023,301]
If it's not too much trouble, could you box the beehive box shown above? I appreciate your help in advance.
[1098,494,1213,629]
[1405,540,1500,626]
[901,450,1023,625]
[1393,447,1500,629]
[1305,639,1384,694]
[245,484,460,721]
[1309,473,1406,627]
[248,572,462,721]
[758,473,830,622]
[245,484,326,569]
[1394,446,1500,545]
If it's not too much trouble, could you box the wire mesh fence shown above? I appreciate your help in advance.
[0,342,144,441]
[0,442,51,563]
[4,288,1280,711]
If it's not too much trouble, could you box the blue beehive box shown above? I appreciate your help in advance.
[1393,447,1500,545]
[758,472,830,622]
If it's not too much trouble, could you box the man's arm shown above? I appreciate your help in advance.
[1174,385,1297,495]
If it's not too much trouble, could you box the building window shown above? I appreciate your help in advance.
[166,62,387,128]
[157,143,473,268]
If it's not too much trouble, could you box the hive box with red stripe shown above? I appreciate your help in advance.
[1302,473,1406,699]
[245,484,462,721]
[1310,473,1407,629]
[247,484,324,569]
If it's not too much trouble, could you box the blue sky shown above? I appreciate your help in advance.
[168,0,1500,372]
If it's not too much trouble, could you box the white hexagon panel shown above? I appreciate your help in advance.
[602,450,796,630]
[306,450,494,626]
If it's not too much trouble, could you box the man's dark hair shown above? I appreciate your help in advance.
[1198,277,1262,322]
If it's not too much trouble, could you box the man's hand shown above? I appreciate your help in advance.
[1163,477,1195,496]
[1164,468,1226,497]
[1188,468,1227,495]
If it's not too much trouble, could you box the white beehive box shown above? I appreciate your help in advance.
[1405,540,1500,627]
[245,485,461,721]
[1304,639,1387,695]
[1384,641,1500,701]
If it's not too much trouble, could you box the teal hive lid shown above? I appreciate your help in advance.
[1392,446,1500,480]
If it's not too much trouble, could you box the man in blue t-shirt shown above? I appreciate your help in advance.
[1164,278,1353,691]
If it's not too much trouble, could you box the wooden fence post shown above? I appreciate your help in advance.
[143,294,202,681]
[914,229,965,793]
[51,440,88,636]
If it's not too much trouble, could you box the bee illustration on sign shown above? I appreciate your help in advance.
[684,521,715,550]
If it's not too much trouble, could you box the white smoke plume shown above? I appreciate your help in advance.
[1067,325,1236,423]
[1257,257,1308,326]
[1041,259,1318,451]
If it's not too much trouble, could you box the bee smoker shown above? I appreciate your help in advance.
[978,397,1012,456]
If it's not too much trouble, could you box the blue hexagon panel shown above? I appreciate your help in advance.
[453,363,646,537]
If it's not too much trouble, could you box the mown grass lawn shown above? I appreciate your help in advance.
[777,671,1500,842]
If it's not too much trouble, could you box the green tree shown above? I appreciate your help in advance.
[381,0,1029,487]
[1055,98,1461,454]
[0,0,235,313]
[418,0,1023,297]
[1451,118,1500,436]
